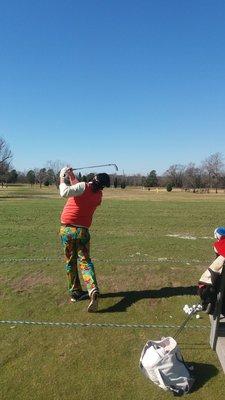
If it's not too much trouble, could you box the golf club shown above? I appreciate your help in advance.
[72,163,118,172]
[173,304,202,340]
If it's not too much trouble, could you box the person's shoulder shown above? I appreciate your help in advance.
[214,238,225,257]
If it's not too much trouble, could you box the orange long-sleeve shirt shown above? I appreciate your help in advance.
[60,183,102,228]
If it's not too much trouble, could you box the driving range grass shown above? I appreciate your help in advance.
[0,185,225,399]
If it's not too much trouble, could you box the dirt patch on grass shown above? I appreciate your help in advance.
[148,297,161,309]
[10,270,55,293]
[0,276,8,284]
[98,269,173,292]
[98,266,198,296]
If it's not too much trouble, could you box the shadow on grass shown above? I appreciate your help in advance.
[99,285,197,313]
[189,362,219,392]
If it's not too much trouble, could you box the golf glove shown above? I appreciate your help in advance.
[60,166,71,179]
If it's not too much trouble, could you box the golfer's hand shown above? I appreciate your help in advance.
[60,166,72,179]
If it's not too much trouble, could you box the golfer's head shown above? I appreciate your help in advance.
[92,173,110,191]
[214,226,225,240]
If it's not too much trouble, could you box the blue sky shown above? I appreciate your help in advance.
[0,0,225,175]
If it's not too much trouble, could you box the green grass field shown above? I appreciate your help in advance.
[0,185,225,399]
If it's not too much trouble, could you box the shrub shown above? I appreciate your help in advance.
[166,183,173,192]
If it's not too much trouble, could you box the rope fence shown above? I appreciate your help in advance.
[0,319,210,330]
[0,256,205,264]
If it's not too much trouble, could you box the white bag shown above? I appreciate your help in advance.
[139,337,194,396]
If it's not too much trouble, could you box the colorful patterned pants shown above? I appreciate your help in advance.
[59,226,99,295]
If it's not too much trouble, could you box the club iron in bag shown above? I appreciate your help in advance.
[173,303,202,339]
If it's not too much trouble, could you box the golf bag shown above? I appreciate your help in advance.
[139,337,194,396]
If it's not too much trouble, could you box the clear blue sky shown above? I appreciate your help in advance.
[0,0,225,175]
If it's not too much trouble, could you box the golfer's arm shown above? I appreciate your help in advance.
[209,255,225,273]
[69,175,79,185]
[199,255,225,284]
[59,182,86,197]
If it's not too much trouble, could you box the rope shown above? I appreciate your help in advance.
[0,257,60,262]
[0,257,204,264]
[0,319,210,330]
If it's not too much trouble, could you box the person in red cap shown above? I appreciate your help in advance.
[59,166,110,312]
[198,226,225,314]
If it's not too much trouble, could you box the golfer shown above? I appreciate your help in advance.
[59,166,110,312]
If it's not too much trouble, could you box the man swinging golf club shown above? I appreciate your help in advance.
[59,166,110,312]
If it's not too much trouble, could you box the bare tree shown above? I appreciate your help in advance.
[0,137,13,186]
[183,163,202,191]
[34,168,47,188]
[0,137,12,165]
[202,152,224,193]
[164,164,185,188]
[46,160,64,188]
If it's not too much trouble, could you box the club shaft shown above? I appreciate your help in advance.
[72,163,118,171]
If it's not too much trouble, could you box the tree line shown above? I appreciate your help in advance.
[1,136,225,191]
